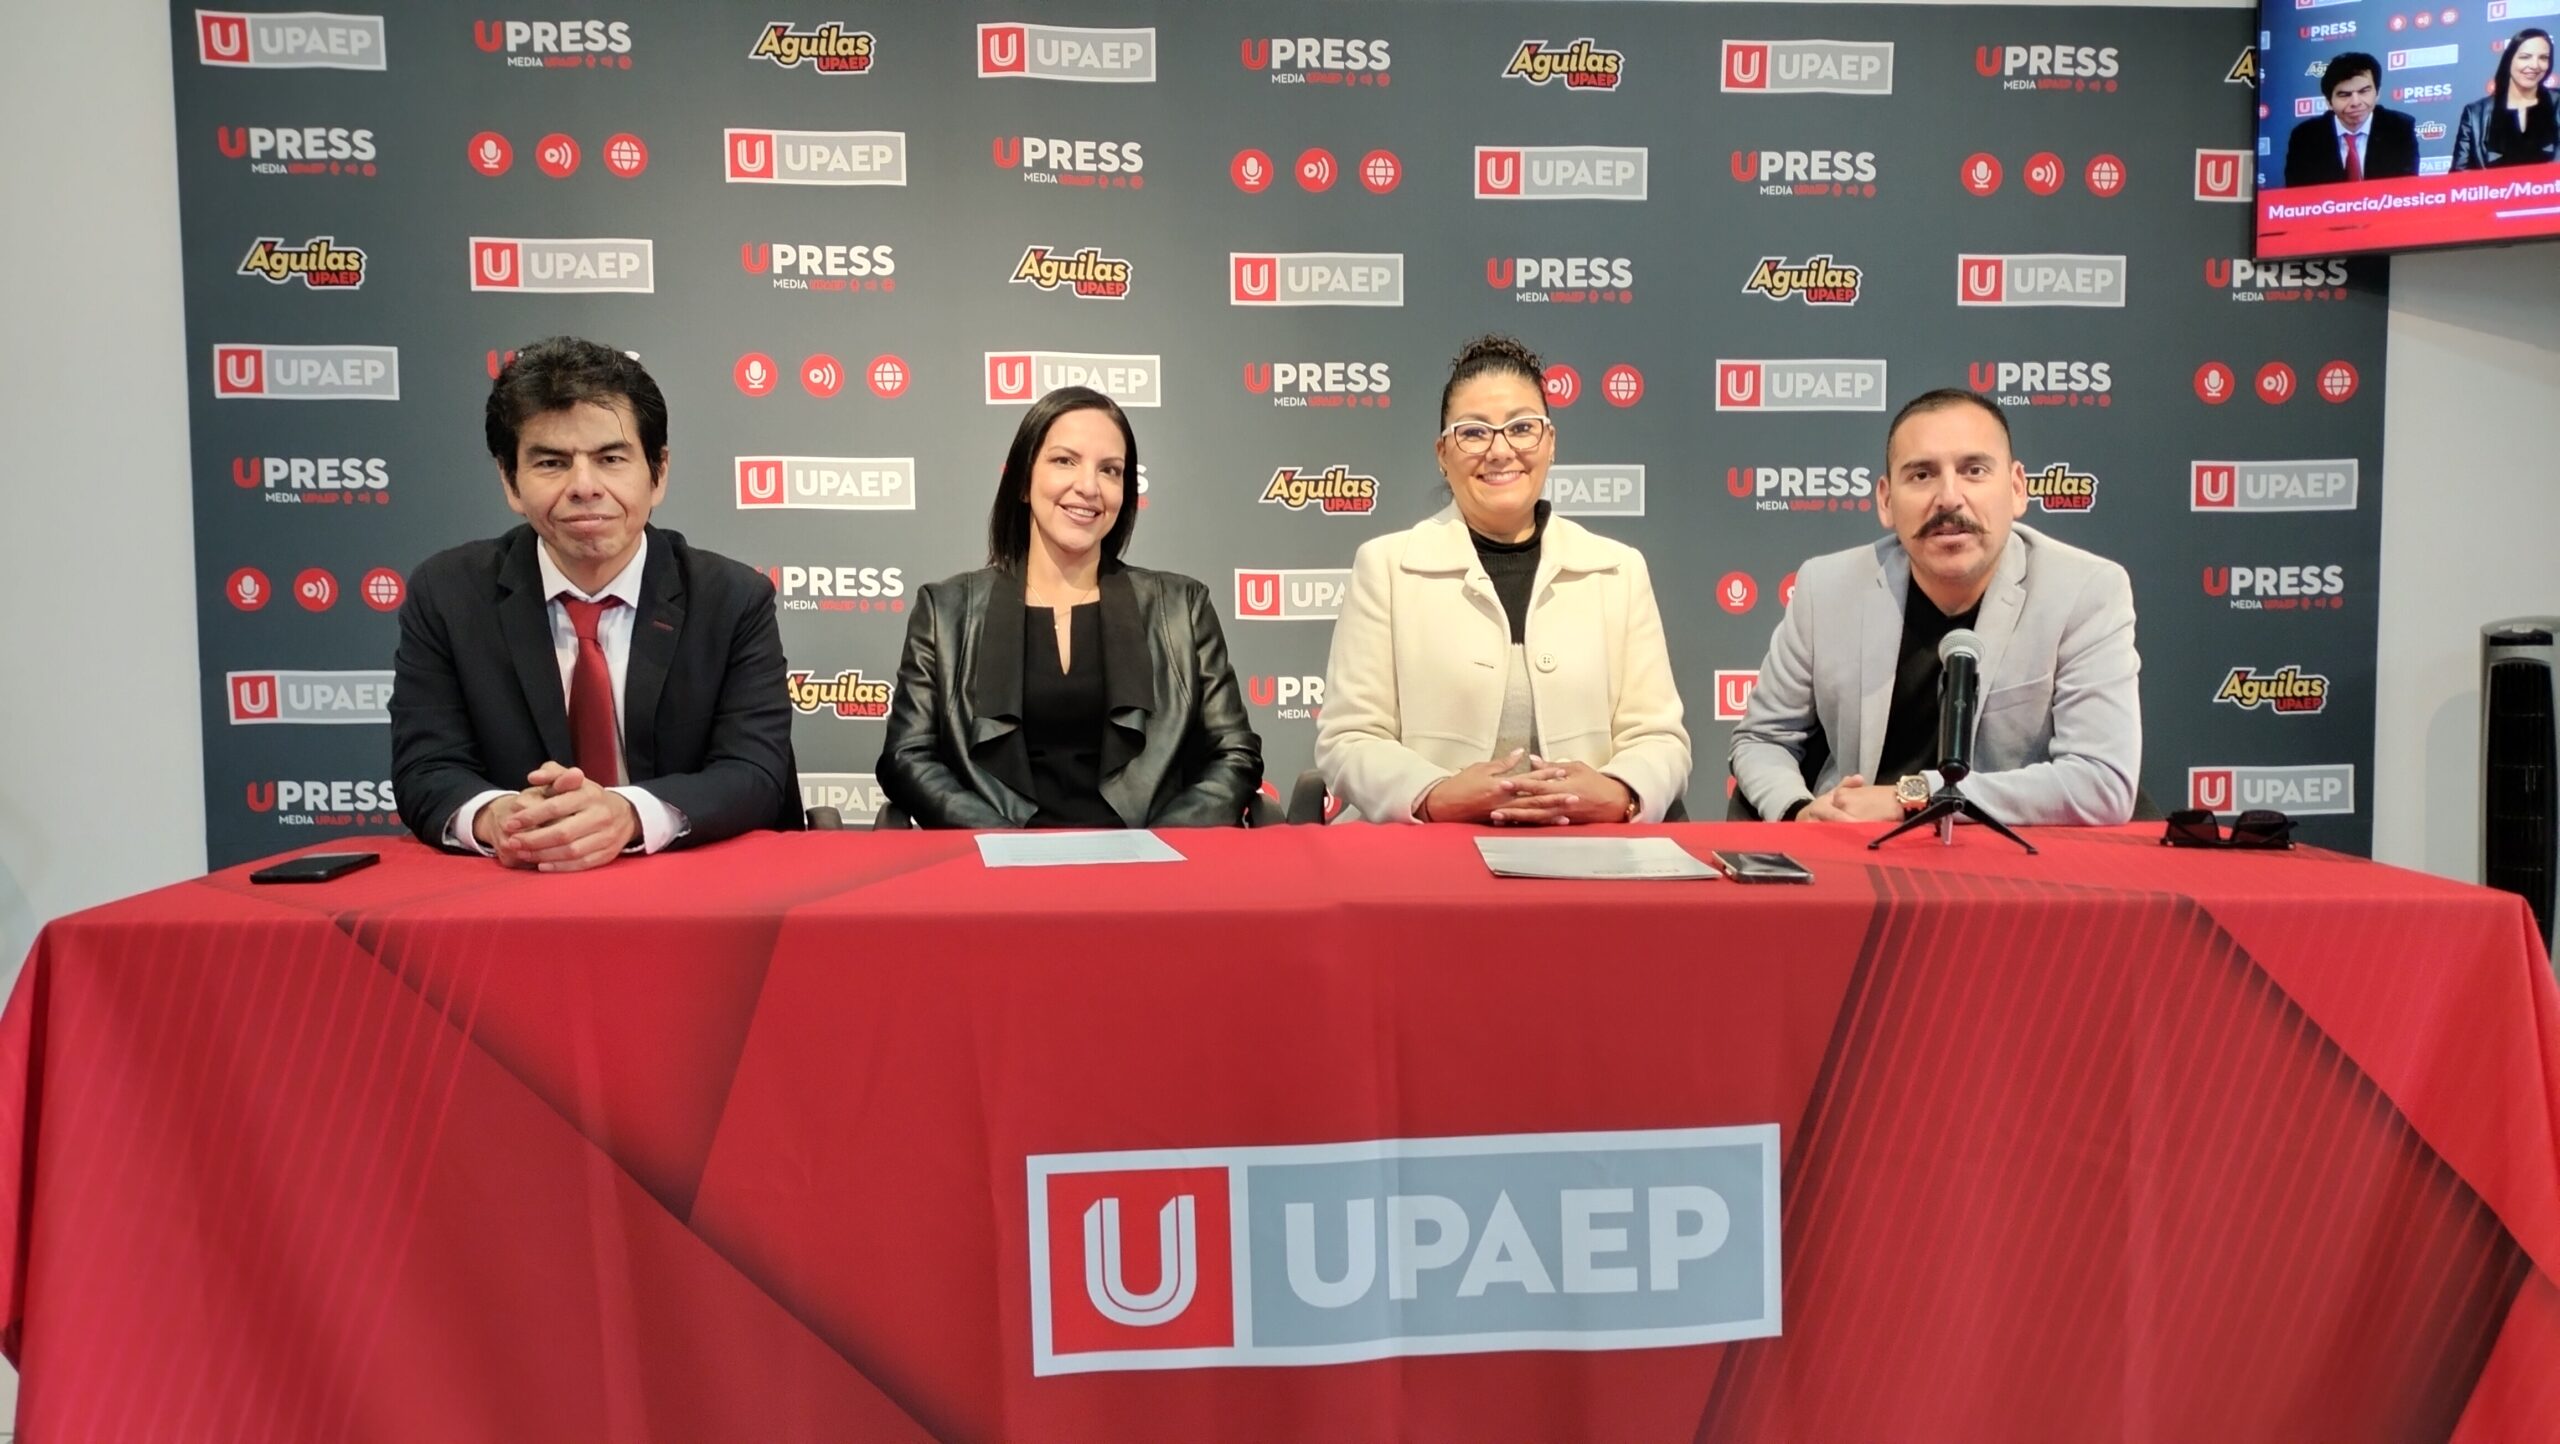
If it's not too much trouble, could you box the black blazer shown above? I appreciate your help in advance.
[2283,106,2420,187]
[2451,94,2560,171]
[877,566,1262,827]
[390,524,801,850]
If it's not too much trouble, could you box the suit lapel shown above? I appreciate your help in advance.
[1971,532,2032,703]
[622,530,683,782]
[1855,542,1905,778]
[967,570,1038,809]
[1095,570,1159,827]
[497,529,575,763]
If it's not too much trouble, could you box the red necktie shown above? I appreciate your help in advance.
[2345,131,2363,182]
[560,596,623,786]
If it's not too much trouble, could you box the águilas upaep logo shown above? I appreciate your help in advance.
[2189,765,2355,817]
[736,456,916,511]
[468,237,654,293]
[1487,256,1635,304]
[1241,35,1390,83]
[1260,465,1379,515]
[1027,1127,1778,1375]
[981,23,1155,81]
[217,125,377,176]
[1504,38,1624,89]
[238,236,368,290]
[1011,245,1134,300]
[1234,569,1350,621]
[1715,360,1888,412]
[2190,460,2359,513]
[786,668,892,719]
[1231,253,1404,307]
[1742,255,1863,305]
[1722,39,1894,93]
[995,136,1145,188]
[2025,462,2101,512]
[750,22,873,73]
[213,344,399,401]
[725,129,907,185]
[472,18,631,69]
[1731,149,1879,197]
[1974,43,2120,90]
[2214,665,2332,715]
[1957,253,2127,307]
[2207,257,2354,300]
[198,11,385,69]
[226,670,395,725]
[986,352,1162,408]
[1243,361,1392,409]
[1474,146,1647,200]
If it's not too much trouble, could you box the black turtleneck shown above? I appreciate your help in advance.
[1468,501,1552,644]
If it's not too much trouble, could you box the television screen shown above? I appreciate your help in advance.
[2253,5,2559,257]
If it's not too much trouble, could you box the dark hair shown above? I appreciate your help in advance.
[1885,388,2012,460]
[2321,51,2382,99]
[485,336,668,483]
[1439,334,1545,425]
[986,386,1140,572]
[2494,29,2553,97]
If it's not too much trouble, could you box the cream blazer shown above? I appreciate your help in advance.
[1315,505,1692,822]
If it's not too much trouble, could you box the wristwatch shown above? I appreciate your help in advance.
[1895,775,1931,814]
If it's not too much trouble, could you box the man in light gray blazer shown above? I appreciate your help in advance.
[1730,388,2140,826]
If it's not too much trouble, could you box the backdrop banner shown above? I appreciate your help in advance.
[171,2,2385,865]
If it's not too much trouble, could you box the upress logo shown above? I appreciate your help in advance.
[1714,672,1761,722]
[1011,245,1134,300]
[232,455,391,506]
[197,11,385,69]
[1504,38,1624,89]
[1715,360,1887,413]
[1475,146,1647,200]
[1235,569,1350,621]
[800,773,887,826]
[1724,462,1876,513]
[1957,253,2126,308]
[1230,253,1405,307]
[765,565,907,613]
[2024,462,2101,513]
[787,669,891,720]
[1730,149,1879,198]
[2393,82,2455,102]
[1722,39,1895,93]
[725,129,907,185]
[735,456,916,511]
[2207,256,2353,300]
[2191,459,2359,512]
[2189,764,2355,817]
[980,23,1155,82]
[1487,256,1636,304]
[216,125,377,176]
[1240,35,1391,84]
[750,22,873,73]
[1973,43,2121,90]
[995,136,1146,188]
[1248,675,1325,720]
[1741,255,1863,305]
[1243,361,1392,410]
[469,237,653,293]
[1027,1126,1778,1376]
[212,344,398,401]
[2204,564,2348,611]
[1545,464,1645,517]
[1966,359,2114,407]
[238,236,368,290]
[987,352,1162,408]
[1261,465,1379,516]
[2302,20,2359,40]
[741,242,894,294]
[245,778,397,826]
[226,670,395,725]
[473,18,629,68]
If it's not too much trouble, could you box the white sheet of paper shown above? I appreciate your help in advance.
[976,830,1187,868]
[1475,836,1719,881]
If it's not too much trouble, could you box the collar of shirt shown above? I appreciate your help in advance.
[2335,116,2369,141]
[535,533,649,609]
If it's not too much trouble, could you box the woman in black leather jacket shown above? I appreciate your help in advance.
[2451,29,2556,171]
[877,387,1262,828]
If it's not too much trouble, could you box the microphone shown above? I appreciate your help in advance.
[236,574,262,605]
[477,137,502,168]
[1936,628,1982,784]
[1968,158,1992,188]
[745,359,769,389]
[1242,154,1266,185]
[2203,368,2227,399]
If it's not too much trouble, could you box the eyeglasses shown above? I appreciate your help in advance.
[2161,808,2298,850]
[1439,416,1555,455]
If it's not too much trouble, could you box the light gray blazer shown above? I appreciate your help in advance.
[1729,524,2141,826]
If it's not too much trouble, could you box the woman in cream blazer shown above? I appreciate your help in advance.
[1315,336,1691,824]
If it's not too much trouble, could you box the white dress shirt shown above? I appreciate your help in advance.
[445,535,689,855]
[2333,115,2370,171]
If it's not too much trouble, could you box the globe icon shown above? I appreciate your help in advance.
[1361,151,1400,192]
[2321,365,2355,400]
[363,570,402,609]
[870,357,908,396]
[2087,156,2124,194]
[1604,366,1643,405]
[607,135,646,175]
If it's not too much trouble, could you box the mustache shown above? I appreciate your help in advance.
[1919,510,1984,538]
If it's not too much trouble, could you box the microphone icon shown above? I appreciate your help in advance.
[1726,580,1747,604]
[1245,156,1265,182]
[1970,160,1990,185]
[2204,370,2226,397]
[478,139,500,167]
[746,359,768,389]
[238,575,259,603]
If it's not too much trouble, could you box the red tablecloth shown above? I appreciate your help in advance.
[2,825,2555,1443]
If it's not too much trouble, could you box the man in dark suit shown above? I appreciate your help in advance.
[392,337,799,869]
[2284,52,2421,186]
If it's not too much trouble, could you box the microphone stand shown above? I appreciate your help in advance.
[1869,627,2036,855]
[1867,765,2037,854]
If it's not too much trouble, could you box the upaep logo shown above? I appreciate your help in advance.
[2190,459,2359,512]
[799,772,887,825]
[1028,1126,1778,1375]
[1235,569,1351,621]
[1722,39,1894,93]
[1231,253,1405,307]
[1475,146,1647,200]
[725,129,907,185]
[469,237,653,293]
[2194,149,2253,202]
[198,11,384,69]
[1957,253,2127,307]
[1504,38,1623,89]
[226,670,396,725]
[1544,464,1645,516]
[735,456,916,511]
[212,344,399,401]
[981,23,1155,82]
[751,22,872,73]
[1714,671,1761,721]
[987,352,1161,408]
[2188,765,2355,816]
[1243,361,1392,409]
[1716,360,1888,412]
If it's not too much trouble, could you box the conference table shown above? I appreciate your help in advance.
[2,823,2554,1443]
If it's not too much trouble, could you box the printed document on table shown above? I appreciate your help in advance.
[1475,836,1719,881]
[977,830,1187,868]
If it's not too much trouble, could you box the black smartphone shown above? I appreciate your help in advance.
[1711,850,1816,884]
[249,852,382,884]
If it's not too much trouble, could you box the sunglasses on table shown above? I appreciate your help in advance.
[2161,809,2298,850]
